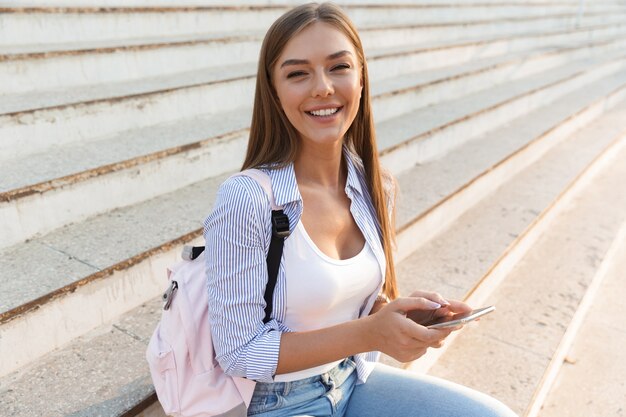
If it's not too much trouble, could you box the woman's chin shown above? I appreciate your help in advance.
[300,135,347,149]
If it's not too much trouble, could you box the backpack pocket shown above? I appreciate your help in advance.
[180,367,248,417]
[146,326,180,415]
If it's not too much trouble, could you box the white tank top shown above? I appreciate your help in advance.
[274,221,381,382]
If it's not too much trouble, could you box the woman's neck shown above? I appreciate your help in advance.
[294,142,346,191]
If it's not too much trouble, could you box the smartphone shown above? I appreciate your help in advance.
[426,306,496,329]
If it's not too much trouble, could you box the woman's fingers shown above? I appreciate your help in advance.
[371,297,460,362]
[404,321,452,346]
[392,327,451,362]
[390,296,442,314]
[446,298,473,314]
[408,290,451,307]
[406,290,475,316]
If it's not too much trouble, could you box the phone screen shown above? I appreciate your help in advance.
[426,306,495,329]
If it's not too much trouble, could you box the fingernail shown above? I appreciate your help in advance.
[428,301,442,309]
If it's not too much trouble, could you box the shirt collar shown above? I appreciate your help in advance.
[266,163,302,208]
[343,146,365,198]
[266,145,365,207]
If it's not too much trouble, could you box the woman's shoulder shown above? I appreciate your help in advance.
[216,170,273,211]
[204,172,274,239]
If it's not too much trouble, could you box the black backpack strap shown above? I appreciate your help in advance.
[187,169,290,323]
[183,209,290,324]
[263,209,290,323]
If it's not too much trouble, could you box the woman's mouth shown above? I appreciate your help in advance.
[306,107,342,117]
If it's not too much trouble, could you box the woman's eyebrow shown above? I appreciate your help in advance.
[327,50,352,60]
[280,50,353,68]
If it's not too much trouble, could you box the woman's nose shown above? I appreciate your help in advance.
[311,71,334,97]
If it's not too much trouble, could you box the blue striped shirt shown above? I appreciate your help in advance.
[203,148,387,383]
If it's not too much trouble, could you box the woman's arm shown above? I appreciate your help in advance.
[206,176,467,380]
[205,176,285,382]
[275,297,455,374]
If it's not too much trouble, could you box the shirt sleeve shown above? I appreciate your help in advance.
[203,175,283,382]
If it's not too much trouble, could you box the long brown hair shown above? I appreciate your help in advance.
[242,2,398,300]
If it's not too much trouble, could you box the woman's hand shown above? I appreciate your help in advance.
[363,297,457,363]
[405,290,472,327]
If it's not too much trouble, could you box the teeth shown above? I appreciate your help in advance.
[309,108,339,116]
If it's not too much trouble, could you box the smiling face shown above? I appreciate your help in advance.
[272,22,363,152]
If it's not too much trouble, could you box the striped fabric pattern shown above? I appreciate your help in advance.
[203,148,387,383]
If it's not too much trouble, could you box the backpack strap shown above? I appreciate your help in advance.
[238,169,290,324]
[184,169,290,324]
[263,210,289,323]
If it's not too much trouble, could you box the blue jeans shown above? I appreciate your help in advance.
[247,359,518,417]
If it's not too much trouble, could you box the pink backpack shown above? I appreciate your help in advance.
[146,169,289,417]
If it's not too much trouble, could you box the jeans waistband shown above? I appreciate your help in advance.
[254,357,356,395]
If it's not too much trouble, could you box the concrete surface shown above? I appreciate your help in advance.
[2,2,626,416]
[538,234,626,417]
[5,4,618,48]
[0,298,162,417]
[395,98,626,300]
[426,139,626,415]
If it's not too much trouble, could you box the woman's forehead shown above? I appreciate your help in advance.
[278,22,357,65]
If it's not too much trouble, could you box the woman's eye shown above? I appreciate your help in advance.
[332,63,351,71]
[287,71,306,79]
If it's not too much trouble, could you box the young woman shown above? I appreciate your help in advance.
[204,3,518,416]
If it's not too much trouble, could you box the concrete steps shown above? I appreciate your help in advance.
[4,21,626,107]
[415,110,626,414]
[1,2,625,416]
[0,298,163,417]
[2,64,626,324]
[359,12,626,49]
[2,62,624,398]
[6,27,626,115]
[392,72,626,261]
[381,87,626,367]
[367,20,626,80]
[7,4,618,47]
[3,81,625,417]
[377,50,626,171]
[3,44,626,250]
[536,226,626,417]
[0,172,224,378]
[0,26,623,154]
[3,11,625,95]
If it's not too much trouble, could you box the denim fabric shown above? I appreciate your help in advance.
[345,363,519,417]
[247,358,357,417]
[247,360,518,417]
